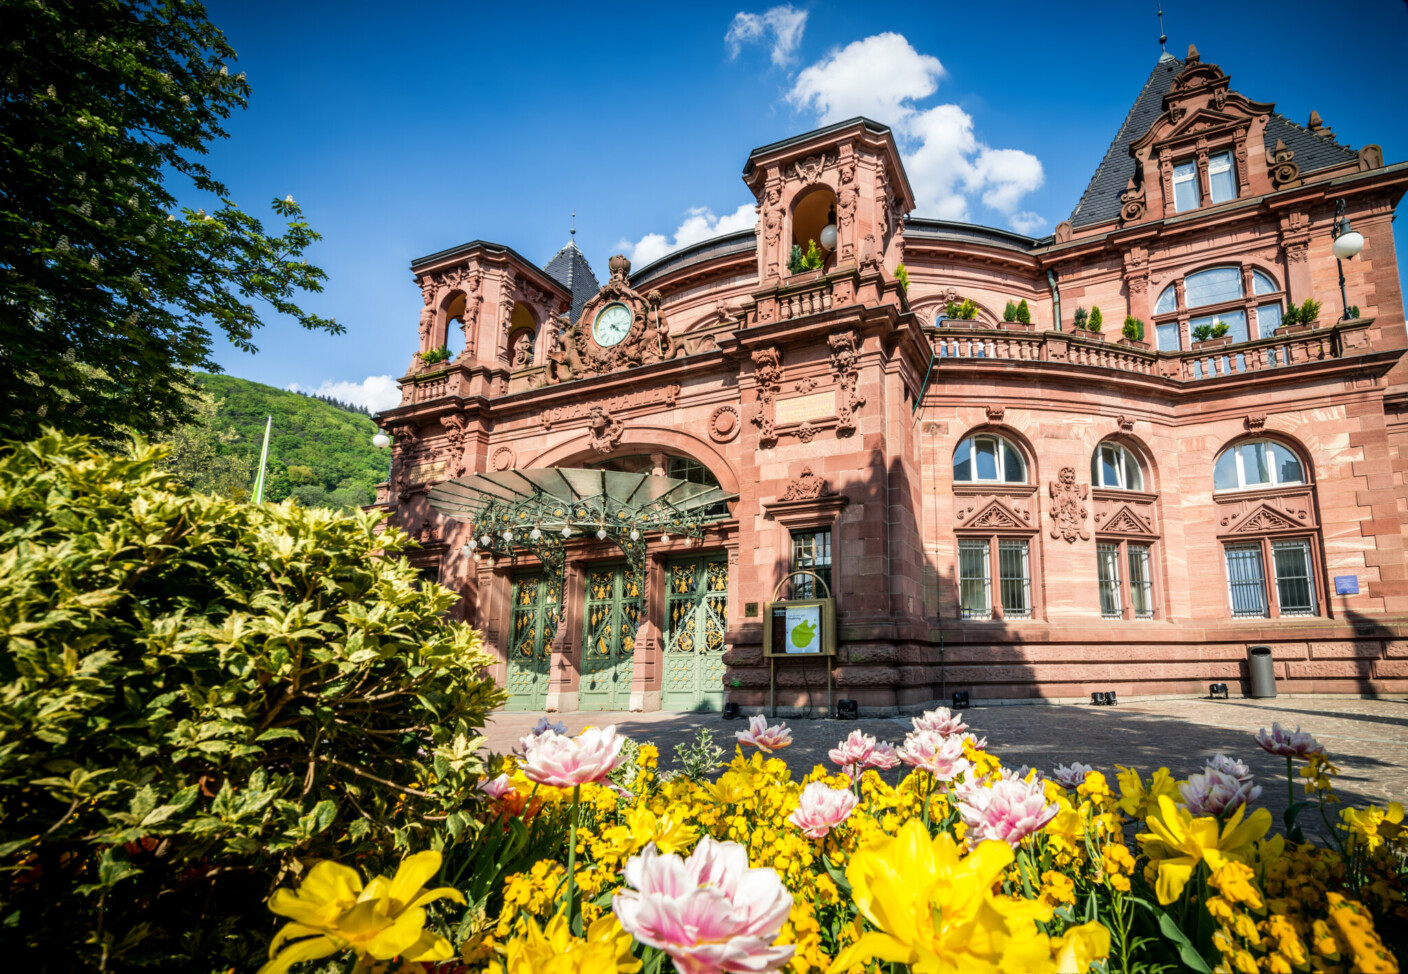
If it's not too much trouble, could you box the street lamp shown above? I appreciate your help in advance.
[372,430,391,449]
[819,203,838,252]
[1331,199,1365,320]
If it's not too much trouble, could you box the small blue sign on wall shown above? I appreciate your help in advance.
[1335,575,1359,596]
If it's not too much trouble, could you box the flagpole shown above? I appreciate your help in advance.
[252,415,272,503]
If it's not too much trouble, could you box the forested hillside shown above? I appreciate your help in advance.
[176,374,387,509]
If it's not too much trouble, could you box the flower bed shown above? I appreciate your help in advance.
[262,714,1406,974]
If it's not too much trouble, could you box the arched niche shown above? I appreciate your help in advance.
[506,302,539,368]
[790,185,837,261]
[441,291,466,358]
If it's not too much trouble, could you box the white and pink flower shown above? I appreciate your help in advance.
[897,730,972,783]
[957,776,1059,847]
[613,837,795,974]
[828,730,878,781]
[1180,766,1262,817]
[911,706,968,738]
[478,773,515,799]
[735,715,793,754]
[787,782,859,840]
[1049,762,1095,790]
[1206,753,1254,782]
[865,740,902,771]
[519,725,626,788]
[1255,723,1324,759]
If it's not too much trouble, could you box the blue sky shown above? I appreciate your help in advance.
[200,0,1408,411]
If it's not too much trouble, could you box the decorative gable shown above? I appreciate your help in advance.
[957,497,1033,531]
[1097,503,1157,537]
[1226,503,1307,534]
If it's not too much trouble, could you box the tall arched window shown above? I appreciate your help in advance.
[1212,439,1320,619]
[1092,442,1144,491]
[1091,440,1159,620]
[953,434,1027,484]
[1152,264,1287,351]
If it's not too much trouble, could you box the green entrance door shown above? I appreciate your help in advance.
[662,555,729,712]
[506,572,558,711]
[580,564,641,711]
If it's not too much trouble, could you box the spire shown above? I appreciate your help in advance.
[570,209,576,238]
[1157,4,1173,62]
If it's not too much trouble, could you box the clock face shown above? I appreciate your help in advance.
[592,302,632,348]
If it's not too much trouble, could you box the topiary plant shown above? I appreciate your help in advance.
[800,238,825,271]
[1122,316,1145,341]
[1282,303,1301,327]
[0,431,504,971]
[1003,300,1018,322]
[1087,306,1103,332]
[1192,320,1232,342]
[1297,298,1322,324]
[957,298,978,320]
[1073,306,1088,330]
[1016,299,1031,325]
[786,243,805,275]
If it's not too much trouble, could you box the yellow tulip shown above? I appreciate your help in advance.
[1052,921,1111,973]
[1340,802,1404,852]
[624,807,699,856]
[1114,766,1177,820]
[1138,797,1271,905]
[826,819,1057,974]
[491,912,641,974]
[260,851,465,974]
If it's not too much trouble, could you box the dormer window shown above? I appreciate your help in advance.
[1208,150,1237,203]
[1172,160,1200,212]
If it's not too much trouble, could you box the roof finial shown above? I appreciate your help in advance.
[1157,4,1167,55]
[570,210,576,238]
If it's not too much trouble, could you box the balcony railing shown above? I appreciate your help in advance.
[932,319,1374,382]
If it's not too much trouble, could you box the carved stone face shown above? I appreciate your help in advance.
[1060,468,1075,486]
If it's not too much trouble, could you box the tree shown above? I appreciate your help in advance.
[1088,306,1104,332]
[160,385,254,497]
[0,0,341,443]
[1003,300,1018,322]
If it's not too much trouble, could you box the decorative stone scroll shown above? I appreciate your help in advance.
[1119,175,1147,224]
[1116,415,1136,433]
[985,405,1005,424]
[1245,413,1267,432]
[751,347,783,448]
[780,467,830,501]
[828,329,864,437]
[1269,139,1301,190]
[1048,467,1090,543]
[793,152,833,184]
[588,405,625,455]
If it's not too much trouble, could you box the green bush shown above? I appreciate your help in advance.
[1072,307,1088,330]
[895,263,910,294]
[420,346,451,365]
[0,432,503,970]
[1122,316,1145,341]
[1192,319,1231,342]
[800,239,825,272]
[786,243,805,275]
[1002,300,1018,322]
[1087,306,1103,332]
[1015,299,1031,325]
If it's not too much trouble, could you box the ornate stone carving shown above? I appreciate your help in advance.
[828,329,864,437]
[709,405,740,443]
[441,414,470,478]
[958,498,1031,529]
[780,466,830,501]
[491,445,516,472]
[1048,467,1090,543]
[1116,415,1136,433]
[750,347,783,448]
[985,405,1005,423]
[837,161,858,260]
[793,152,832,184]
[1269,139,1301,189]
[1095,504,1155,536]
[588,405,625,455]
[1054,222,1073,244]
[511,331,534,368]
[539,383,681,431]
[418,277,436,346]
[796,421,817,443]
[762,184,784,278]
[1245,413,1266,431]
[859,233,878,269]
[1119,175,1147,224]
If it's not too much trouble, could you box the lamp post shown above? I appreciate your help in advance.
[1330,199,1365,320]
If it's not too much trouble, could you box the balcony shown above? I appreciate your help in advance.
[931,318,1378,383]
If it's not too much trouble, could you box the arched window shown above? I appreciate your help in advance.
[1213,439,1305,491]
[1155,285,1178,315]
[1151,265,1287,352]
[953,434,1026,484]
[1092,442,1144,491]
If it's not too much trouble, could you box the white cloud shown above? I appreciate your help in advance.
[784,33,1044,230]
[618,202,756,268]
[787,33,944,128]
[726,5,808,66]
[287,375,401,414]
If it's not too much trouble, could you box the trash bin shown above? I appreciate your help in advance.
[1247,645,1277,698]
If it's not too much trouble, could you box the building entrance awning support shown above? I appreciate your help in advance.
[428,468,736,650]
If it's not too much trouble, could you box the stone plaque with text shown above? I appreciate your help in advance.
[775,391,835,425]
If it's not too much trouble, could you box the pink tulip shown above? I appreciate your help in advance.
[478,773,515,799]
[519,725,625,788]
[865,740,902,771]
[787,782,859,839]
[911,706,968,737]
[1049,762,1095,790]
[613,837,795,974]
[828,730,877,781]
[1180,766,1262,817]
[1207,753,1254,782]
[735,715,793,754]
[1255,723,1323,759]
[957,776,1059,847]
[897,729,972,783]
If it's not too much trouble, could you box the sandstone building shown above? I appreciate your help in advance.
[373,47,1408,713]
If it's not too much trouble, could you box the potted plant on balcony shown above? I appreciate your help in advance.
[1191,320,1232,350]
[1002,300,1018,323]
[1274,298,1323,335]
[1076,305,1106,341]
[1072,306,1088,330]
[1119,315,1149,349]
[785,238,827,283]
[999,299,1034,332]
[418,346,450,367]
[945,298,982,328]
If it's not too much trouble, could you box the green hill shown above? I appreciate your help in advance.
[189,374,387,509]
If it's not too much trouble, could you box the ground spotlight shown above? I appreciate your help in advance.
[722,702,741,721]
[836,699,859,720]
[1210,683,1229,700]
[951,690,971,710]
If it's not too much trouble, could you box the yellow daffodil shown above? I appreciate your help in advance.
[1114,766,1177,820]
[624,807,699,855]
[260,851,465,974]
[1340,802,1404,852]
[1052,921,1111,973]
[826,818,1057,974]
[1138,796,1271,905]
[491,912,641,974]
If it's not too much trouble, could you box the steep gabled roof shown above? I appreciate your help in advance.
[543,239,601,322]
[1068,57,1358,229]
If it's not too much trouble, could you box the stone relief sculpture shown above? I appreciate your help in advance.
[440,413,469,478]
[1049,467,1091,542]
[763,185,784,278]
[588,405,626,455]
[828,329,865,437]
[750,347,782,448]
[417,281,435,348]
[780,467,830,501]
[511,331,534,368]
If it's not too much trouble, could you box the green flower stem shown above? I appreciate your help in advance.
[1286,754,1294,813]
[565,783,581,923]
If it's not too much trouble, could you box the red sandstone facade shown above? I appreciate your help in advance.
[374,49,1408,713]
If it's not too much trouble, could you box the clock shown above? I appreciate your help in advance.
[592,302,632,348]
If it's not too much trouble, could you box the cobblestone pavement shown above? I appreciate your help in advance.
[483,696,1408,830]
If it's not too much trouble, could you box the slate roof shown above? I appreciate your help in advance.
[543,239,601,322]
[1068,57,1358,229]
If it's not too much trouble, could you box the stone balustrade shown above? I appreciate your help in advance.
[932,319,1374,383]
[777,274,834,320]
